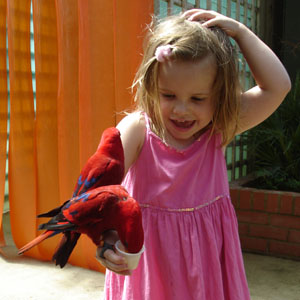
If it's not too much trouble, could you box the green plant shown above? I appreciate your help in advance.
[244,73,300,192]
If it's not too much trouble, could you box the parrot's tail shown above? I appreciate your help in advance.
[18,230,57,255]
[37,200,69,218]
[52,231,81,268]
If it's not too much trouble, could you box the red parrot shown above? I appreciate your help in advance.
[62,126,125,262]
[72,127,124,197]
[18,185,144,268]
[18,127,126,267]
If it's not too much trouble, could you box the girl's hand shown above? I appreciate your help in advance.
[183,8,291,135]
[182,9,243,39]
[96,230,132,276]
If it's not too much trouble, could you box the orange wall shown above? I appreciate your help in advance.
[1,0,153,272]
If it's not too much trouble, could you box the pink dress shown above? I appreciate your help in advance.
[104,116,250,300]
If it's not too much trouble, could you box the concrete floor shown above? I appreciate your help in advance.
[245,253,300,300]
[1,212,300,300]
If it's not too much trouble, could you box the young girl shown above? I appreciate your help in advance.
[96,9,291,300]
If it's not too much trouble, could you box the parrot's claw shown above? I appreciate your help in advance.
[99,242,115,258]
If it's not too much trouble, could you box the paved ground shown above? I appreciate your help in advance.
[245,253,300,300]
[1,212,300,299]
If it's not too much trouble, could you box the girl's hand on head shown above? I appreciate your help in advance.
[182,9,243,39]
[96,230,132,276]
[183,9,290,135]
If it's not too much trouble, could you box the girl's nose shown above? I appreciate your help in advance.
[173,101,189,115]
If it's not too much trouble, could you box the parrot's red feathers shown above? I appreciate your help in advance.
[72,127,124,197]
[18,231,55,255]
[62,186,128,225]
[17,128,144,269]
[116,197,144,253]
[52,232,81,268]
[17,185,144,267]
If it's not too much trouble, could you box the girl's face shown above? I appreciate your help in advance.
[158,55,217,149]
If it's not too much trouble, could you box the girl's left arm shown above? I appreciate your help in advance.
[231,19,291,134]
[183,9,291,134]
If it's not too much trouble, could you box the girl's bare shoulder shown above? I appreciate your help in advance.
[117,111,146,172]
[117,111,146,139]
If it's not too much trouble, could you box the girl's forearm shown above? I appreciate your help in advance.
[235,24,291,96]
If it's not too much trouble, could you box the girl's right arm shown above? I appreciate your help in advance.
[96,111,146,275]
[117,112,146,174]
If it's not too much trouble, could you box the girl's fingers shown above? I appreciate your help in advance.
[96,247,132,275]
[183,10,223,28]
[104,259,132,276]
[183,9,220,21]
[182,8,202,17]
[103,248,125,264]
[182,8,210,17]
[183,9,240,37]
[201,17,225,28]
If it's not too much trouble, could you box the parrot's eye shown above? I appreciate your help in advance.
[122,197,127,201]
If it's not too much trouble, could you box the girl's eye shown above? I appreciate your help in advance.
[192,97,204,102]
[161,94,175,99]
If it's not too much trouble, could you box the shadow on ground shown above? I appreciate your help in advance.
[1,212,299,300]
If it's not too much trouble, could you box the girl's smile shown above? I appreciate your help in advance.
[171,119,196,131]
[158,55,217,149]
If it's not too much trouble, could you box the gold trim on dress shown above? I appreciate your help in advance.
[139,195,227,212]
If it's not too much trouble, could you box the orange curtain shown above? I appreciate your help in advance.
[1,0,153,272]
[32,0,60,261]
[0,0,8,247]
[7,0,40,258]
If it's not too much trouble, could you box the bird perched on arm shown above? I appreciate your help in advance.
[72,127,124,197]
[18,185,144,268]
[18,127,128,267]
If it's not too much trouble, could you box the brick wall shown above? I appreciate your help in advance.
[230,185,300,260]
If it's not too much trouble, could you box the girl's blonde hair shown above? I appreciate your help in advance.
[133,15,241,146]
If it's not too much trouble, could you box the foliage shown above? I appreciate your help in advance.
[244,73,300,192]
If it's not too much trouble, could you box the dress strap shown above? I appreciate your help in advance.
[143,113,151,130]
